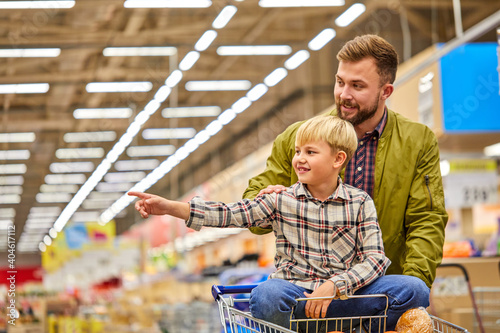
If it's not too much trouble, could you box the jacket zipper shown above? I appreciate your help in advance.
[425,175,433,210]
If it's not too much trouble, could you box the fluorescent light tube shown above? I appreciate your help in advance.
[126,145,176,157]
[335,3,366,27]
[86,82,153,93]
[0,194,21,204]
[165,70,183,87]
[194,30,217,52]
[179,51,200,71]
[308,28,336,51]
[40,184,78,193]
[212,5,237,29]
[0,1,74,9]
[0,208,15,218]
[284,50,310,70]
[0,48,61,57]
[246,83,268,101]
[162,106,221,118]
[0,132,35,143]
[124,0,212,8]
[96,182,134,192]
[55,147,105,159]
[104,171,146,183]
[64,131,116,143]
[115,159,160,171]
[142,128,196,140]
[264,68,288,87]
[0,149,30,160]
[217,110,236,125]
[74,108,133,119]
[44,173,86,185]
[231,97,251,114]
[185,80,251,91]
[0,164,27,174]
[103,46,177,57]
[484,142,500,157]
[0,186,23,195]
[30,206,61,215]
[0,83,49,94]
[0,176,24,185]
[217,45,292,56]
[71,211,101,222]
[259,0,344,7]
[49,162,95,173]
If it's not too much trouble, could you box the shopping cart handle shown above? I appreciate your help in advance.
[438,263,470,282]
[212,284,259,300]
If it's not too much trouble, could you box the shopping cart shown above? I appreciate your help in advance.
[212,282,471,333]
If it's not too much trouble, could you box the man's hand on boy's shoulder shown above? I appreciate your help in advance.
[257,184,287,197]
[303,280,337,319]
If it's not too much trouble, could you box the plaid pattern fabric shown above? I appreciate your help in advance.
[344,109,388,196]
[187,179,390,294]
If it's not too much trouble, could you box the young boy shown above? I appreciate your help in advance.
[129,115,390,331]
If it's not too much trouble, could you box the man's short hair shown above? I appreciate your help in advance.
[296,115,358,169]
[337,34,399,85]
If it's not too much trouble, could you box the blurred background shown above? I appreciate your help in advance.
[0,0,499,332]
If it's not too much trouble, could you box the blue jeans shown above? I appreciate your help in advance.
[249,275,430,332]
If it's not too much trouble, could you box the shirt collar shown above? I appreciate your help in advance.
[363,107,388,139]
[293,177,351,201]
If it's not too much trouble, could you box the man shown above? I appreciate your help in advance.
[243,34,448,291]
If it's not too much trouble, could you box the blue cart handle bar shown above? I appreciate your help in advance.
[212,284,259,301]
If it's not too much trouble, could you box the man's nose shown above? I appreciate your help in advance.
[339,86,352,100]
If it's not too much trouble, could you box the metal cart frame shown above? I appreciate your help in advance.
[212,283,470,333]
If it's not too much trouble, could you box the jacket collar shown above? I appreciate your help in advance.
[293,177,351,201]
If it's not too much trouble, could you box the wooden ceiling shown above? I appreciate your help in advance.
[1,0,499,257]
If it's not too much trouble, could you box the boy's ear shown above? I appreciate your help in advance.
[333,151,347,169]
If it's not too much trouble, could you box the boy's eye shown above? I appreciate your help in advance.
[295,150,300,155]
[307,150,315,154]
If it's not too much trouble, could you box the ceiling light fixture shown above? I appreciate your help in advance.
[212,5,237,29]
[142,128,196,140]
[0,186,23,195]
[264,68,288,87]
[40,184,78,193]
[0,150,30,160]
[0,1,74,9]
[36,193,71,203]
[194,30,217,52]
[85,82,153,93]
[0,48,61,58]
[335,3,366,27]
[73,108,133,119]
[308,28,336,51]
[162,106,221,118]
[0,194,21,204]
[55,148,105,159]
[185,80,251,91]
[0,176,24,185]
[284,50,310,70]
[124,0,211,8]
[0,208,15,218]
[0,132,35,143]
[165,70,183,87]
[217,45,292,56]
[0,164,27,174]
[259,0,344,7]
[246,83,268,102]
[104,172,147,183]
[96,182,135,192]
[49,162,95,173]
[44,174,86,185]
[484,142,500,156]
[115,159,160,171]
[0,83,49,94]
[103,46,177,57]
[126,145,176,157]
[179,51,200,71]
[63,131,116,143]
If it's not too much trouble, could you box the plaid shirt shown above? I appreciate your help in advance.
[187,179,390,294]
[344,109,388,196]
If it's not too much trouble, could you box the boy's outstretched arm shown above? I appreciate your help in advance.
[128,191,190,220]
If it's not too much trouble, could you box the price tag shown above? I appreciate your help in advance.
[444,160,498,208]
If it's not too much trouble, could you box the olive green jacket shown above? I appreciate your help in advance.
[243,109,448,288]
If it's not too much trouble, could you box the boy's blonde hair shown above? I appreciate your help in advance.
[296,115,358,169]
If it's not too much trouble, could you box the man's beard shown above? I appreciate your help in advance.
[336,96,379,127]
